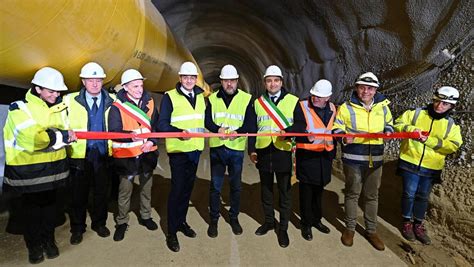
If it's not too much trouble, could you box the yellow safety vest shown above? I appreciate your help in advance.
[395,108,462,170]
[63,90,115,159]
[208,89,252,151]
[165,89,206,153]
[254,93,298,151]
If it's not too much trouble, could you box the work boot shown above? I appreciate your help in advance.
[139,218,158,231]
[401,221,416,241]
[230,219,243,235]
[28,246,44,264]
[313,221,331,234]
[177,222,197,238]
[301,226,313,241]
[277,229,289,248]
[414,223,431,245]
[70,232,83,245]
[365,232,385,251]
[166,234,180,252]
[92,225,111,238]
[341,229,355,247]
[207,221,218,238]
[43,240,59,259]
[113,223,128,242]
[255,223,274,236]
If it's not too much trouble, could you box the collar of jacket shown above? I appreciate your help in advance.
[264,87,290,100]
[349,91,388,108]
[175,82,204,97]
[75,87,114,109]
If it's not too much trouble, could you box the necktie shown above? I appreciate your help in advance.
[271,96,277,104]
[91,97,98,115]
[188,93,194,104]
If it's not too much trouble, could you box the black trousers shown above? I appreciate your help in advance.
[22,189,57,249]
[167,151,200,234]
[299,182,324,227]
[259,170,291,230]
[69,157,108,233]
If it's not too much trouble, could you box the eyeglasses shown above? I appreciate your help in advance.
[357,77,379,85]
[434,92,458,101]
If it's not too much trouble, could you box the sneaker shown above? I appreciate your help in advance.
[43,241,59,259]
[414,223,431,245]
[401,222,416,241]
[139,218,158,231]
[207,221,218,238]
[28,246,44,264]
[113,224,128,242]
[230,219,243,235]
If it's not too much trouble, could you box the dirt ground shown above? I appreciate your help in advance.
[0,145,465,266]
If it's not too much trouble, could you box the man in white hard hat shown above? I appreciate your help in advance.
[158,61,206,252]
[205,64,255,238]
[395,86,462,245]
[285,79,336,241]
[3,67,76,264]
[64,62,116,245]
[107,69,159,241]
[333,72,394,251]
[249,65,299,248]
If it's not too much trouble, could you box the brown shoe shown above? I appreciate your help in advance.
[366,232,385,251]
[341,229,355,247]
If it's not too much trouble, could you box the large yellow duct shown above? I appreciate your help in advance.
[0,0,208,92]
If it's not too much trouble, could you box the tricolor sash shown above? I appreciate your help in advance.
[257,95,291,130]
[113,101,151,130]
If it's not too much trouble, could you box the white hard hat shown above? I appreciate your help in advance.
[121,69,145,85]
[433,86,459,104]
[263,65,283,78]
[310,79,332,97]
[355,72,380,88]
[31,67,68,91]
[79,62,106,78]
[178,61,199,76]
[219,64,239,79]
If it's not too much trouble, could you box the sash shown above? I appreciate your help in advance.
[257,95,291,130]
[113,101,151,130]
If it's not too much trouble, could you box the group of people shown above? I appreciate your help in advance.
[2,61,462,264]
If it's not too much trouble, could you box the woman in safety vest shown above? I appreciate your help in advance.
[3,67,76,264]
[395,86,463,245]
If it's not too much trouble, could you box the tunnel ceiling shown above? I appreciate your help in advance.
[153,0,472,101]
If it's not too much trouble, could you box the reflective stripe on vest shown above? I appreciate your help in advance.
[295,101,336,152]
[112,99,157,158]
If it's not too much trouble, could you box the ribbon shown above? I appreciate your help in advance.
[75,131,428,140]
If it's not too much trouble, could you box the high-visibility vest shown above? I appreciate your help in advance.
[111,99,157,158]
[395,108,462,170]
[208,89,252,151]
[254,93,298,151]
[3,90,69,192]
[296,100,336,152]
[63,90,115,158]
[165,89,206,153]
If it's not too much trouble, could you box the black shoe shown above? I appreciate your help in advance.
[92,225,111,238]
[28,246,44,264]
[43,241,59,259]
[113,224,128,242]
[313,221,330,234]
[166,234,180,252]
[177,222,197,238]
[255,223,274,236]
[139,218,158,231]
[207,221,218,238]
[70,232,83,245]
[278,230,290,248]
[301,226,313,241]
[230,219,243,235]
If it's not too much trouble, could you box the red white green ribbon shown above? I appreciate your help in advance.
[113,101,151,130]
[257,95,291,130]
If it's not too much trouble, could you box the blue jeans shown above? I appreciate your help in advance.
[209,146,244,221]
[401,170,433,221]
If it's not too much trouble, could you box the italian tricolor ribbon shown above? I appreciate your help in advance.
[257,95,291,130]
[113,101,151,130]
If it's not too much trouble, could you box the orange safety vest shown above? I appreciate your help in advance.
[296,100,336,152]
[111,99,157,158]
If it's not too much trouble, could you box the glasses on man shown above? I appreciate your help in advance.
[434,92,458,101]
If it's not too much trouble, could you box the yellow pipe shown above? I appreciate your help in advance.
[0,0,208,92]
